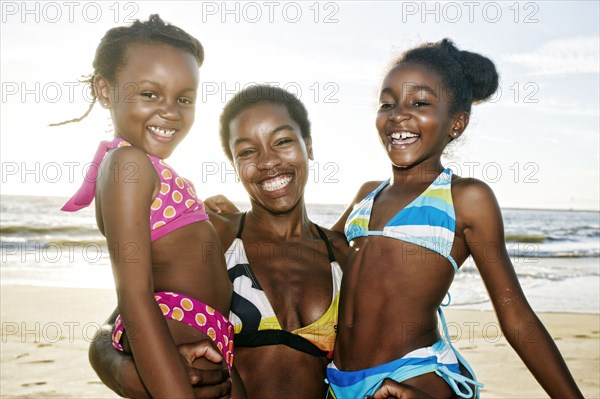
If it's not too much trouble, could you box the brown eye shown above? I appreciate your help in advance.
[237,148,255,158]
[275,138,293,146]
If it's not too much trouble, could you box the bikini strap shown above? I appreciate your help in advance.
[438,307,484,397]
[314,224,336,263]
[236,212,247,239]
[235,329,329,357]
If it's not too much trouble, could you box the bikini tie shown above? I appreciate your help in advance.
[61,137,128,212]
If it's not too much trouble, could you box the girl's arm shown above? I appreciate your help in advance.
[458,179,583,398]
[331,181,382,233]
[99,147,195,398]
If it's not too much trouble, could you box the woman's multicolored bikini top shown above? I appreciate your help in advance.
[226,214,341,359]
[61,137,209,241]
[345,168,458,271]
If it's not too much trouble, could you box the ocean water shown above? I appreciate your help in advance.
[1,195,599,313]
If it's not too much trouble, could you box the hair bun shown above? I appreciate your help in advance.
[457,49,499,102]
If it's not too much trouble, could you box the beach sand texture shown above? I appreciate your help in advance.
[1,285,598,398]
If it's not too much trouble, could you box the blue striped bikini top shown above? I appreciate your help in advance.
[345,168,458,271]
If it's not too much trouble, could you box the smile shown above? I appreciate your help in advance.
[260,175,293,192]
[390,131,419,145]
[148,126,176,137]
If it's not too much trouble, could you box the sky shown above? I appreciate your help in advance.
[1,0,599,210]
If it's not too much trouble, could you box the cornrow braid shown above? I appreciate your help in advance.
[50,14,203,127]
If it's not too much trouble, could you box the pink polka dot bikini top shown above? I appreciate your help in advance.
[61,137,209,241]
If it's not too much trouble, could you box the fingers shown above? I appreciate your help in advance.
[204,194,240,215]
[187,367,229,386]
[192,377,232,399]
[178,341,223,365]
[370,379,430,399]
[204,195,226,214]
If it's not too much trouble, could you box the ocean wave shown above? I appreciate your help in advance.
[0,225,100,237]
[1,239,108,249]
[505,233,545,243]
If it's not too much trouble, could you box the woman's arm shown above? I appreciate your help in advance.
[459,179,583,398]
[89,309,231,398]
[99,147,194,398]
[204,194,241,215]
[89,308,149,398]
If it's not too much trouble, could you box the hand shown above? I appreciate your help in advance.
[178,341,232,399]
[367,379,436,399]
[204,195,240,215]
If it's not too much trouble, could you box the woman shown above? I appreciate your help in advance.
[89,85,348,398]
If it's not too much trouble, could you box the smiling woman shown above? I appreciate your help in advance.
[89,85,351,399]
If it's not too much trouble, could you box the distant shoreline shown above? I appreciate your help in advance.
[3,194,599,213]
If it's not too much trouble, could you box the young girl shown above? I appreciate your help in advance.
[56,15,244,398]
[327,39,583,399]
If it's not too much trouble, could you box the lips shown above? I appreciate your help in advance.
[259,174,293,192]
[389,131,419,146]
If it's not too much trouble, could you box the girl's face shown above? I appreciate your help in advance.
[228,103,313,213]
[376,62,466,170]
[99,42,199,159]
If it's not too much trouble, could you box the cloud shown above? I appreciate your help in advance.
[504,36,599,75]
[496,97,600,117]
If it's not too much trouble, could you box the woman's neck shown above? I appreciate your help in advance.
[247,199,313,240]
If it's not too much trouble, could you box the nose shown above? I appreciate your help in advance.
[158,99,181,120]
[389,105,409,123]
[256,149,281,172]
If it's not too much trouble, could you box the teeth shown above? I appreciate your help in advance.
[149,126,176,137]
[260,175,292,192]
[391,132,419,140]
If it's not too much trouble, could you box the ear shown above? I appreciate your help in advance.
[94,75,112,109]
[449,112,469,140]
[304,136,314,160]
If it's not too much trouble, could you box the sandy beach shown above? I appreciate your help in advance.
[1,285,598,398]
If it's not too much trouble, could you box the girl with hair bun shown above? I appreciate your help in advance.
[327,39,582,399]
[58,15,245,398]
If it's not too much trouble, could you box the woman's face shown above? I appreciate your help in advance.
[228,103,313,213]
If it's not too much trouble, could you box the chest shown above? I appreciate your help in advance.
[239,239,334,330]
[368,184,431,231]
[250,240,331,295]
